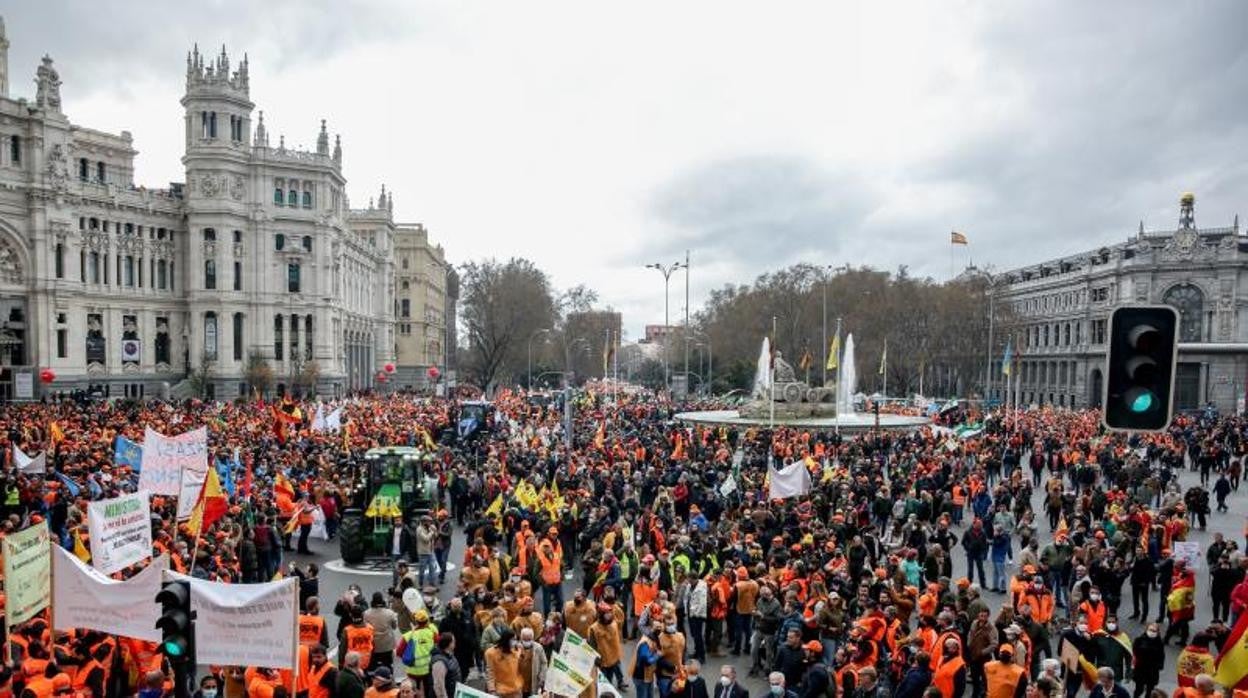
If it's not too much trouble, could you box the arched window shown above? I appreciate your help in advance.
[1163,283,1204,342]
[204,259,216,290]
[287,189,297,206]
[233,230,243,243]
[274,187,284,205]
[302,191,312,208]
[203,312,218,361]
[275,234,285,251]
[302,235,312,252]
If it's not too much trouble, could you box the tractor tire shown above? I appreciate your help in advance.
[339,509,366,565]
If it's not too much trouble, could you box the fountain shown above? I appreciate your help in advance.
[676,333,929,433]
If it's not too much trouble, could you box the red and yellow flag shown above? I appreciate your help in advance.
[1169,571,1197,623]
[593,421,605,451]
[187,467,228,537]
[1215,612,1248,689]
[49,421,65,444]
[274,472,296,501]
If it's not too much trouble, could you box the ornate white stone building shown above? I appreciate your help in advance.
[0,20,398,399]
[995,194,1248,413]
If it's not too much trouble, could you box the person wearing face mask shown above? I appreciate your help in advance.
[714,665,748,698]
[1079,587,1107,633]
[1091,616,1131,690]
[761,672,798,698]
[672,660,708,698]
[1057,618,1098,698]
[515,628,547,697]
[1129,624,1163,698]
[657,614,687,698]
[192,675,220,698]
[1088,668,1128,698]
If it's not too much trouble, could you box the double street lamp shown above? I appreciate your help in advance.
[527,328,551,389]
[646,257,687,392]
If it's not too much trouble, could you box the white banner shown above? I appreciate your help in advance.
[768,461,811,500]
[546,652,593,697]
[176,455,210,520]
[454,684,498,698]
[560,629,599,676]
[719,476,738,498]
[3,524,51,626]
[311,406,342,433]
[52,547,166,641]
[87,491,153,575]
[12,445,46,474]
[1173,541,1201,570]
[138,426,208,497]
[172,573,299,669]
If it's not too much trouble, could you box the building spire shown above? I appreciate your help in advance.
[332,134,342,165]
[317,119,329,155]
[254,110,268,147]
[1179,192,1196,230]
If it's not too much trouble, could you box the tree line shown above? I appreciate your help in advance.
[458,258,1007,398]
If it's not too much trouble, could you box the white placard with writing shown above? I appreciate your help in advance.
[138,426,208,497]
[87,491,153,575]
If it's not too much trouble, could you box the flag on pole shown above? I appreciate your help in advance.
[826,333,841,372]
[878,340,887,376]
[49,421,65,444]
[950,231,968,245]
[187,467,228,537]
[1002,339,1013,377]
[799,349,812,372]
[274,472,296,501]
[73,529,91,563]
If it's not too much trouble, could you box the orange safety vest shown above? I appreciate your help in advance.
[633,580,658,617]
[72,659,106,694]
[952,486,967,506]
[299,614,327,646]
[299,505,315,527]
[985,660,1025,698]
[536,545,562,586]
[307,660,334,698]
[933,656,965,698]
[930,630,962,670]
[1079,601,1106,633]
[1019,591,1054,624]
[345,625,375,669]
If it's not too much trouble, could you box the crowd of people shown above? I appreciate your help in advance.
[1,388,1247,698]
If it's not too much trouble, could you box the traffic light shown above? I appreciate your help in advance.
[1103,305,1178,431]
[155,580,195,667]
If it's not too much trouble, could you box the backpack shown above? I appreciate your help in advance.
[401,633,418,666]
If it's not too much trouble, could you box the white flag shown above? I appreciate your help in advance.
[768,461,811,500]
[310,405,327,432]
[324,407,343,431]
[12,445,45,474]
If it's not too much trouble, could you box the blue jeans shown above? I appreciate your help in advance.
[542,583,564,616]
[992,560,1007,591]
[1049,571,1067,608]
[434,547,449,582]
[634,679,654,698]
[732,614,753,654]
[688,617,706,663]
[417,553,436,585]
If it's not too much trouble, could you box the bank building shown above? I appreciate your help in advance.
[0,19,404,400]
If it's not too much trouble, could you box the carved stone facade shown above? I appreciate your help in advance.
[993,195,1248,414]
[0,24,405,399]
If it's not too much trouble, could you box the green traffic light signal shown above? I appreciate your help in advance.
[1103,305,1177,432]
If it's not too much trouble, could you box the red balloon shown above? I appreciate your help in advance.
[384,362,396,374]
[376,371,388,383]
[39,368,55,384]
[426,366,440,380]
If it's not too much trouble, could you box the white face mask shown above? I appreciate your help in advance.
[720,677,733,687]
[1147,630,1158,638]
[1106,623,1117,632]
[1089,594,1101,601]
[520,640,533,648]
[203,691,218,698]
[1077,624,1089,634]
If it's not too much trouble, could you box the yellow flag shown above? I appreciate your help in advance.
[825,334,841,371]
[49,421,65,444]
[73,530,91,563]
[485,493,504,518]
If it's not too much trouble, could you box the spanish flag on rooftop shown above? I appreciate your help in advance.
[950,230,968,245]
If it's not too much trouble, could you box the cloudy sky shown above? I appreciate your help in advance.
[6,2,1248,338]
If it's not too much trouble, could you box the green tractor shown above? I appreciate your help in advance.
[339,446,437,565]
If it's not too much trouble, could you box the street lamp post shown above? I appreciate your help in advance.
[527,328,551,389]
[645,259,687,393]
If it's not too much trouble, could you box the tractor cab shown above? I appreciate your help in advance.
[339,446,437,564]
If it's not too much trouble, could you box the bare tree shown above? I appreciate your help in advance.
[460,258,559,391]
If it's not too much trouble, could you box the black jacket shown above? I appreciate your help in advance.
[1131,634,1164,682]
[713,683,750,698]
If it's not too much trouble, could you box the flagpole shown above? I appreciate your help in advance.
[833,317,841,437]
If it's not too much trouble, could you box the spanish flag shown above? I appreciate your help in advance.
[187,467,228,537]
[950,230,968,245]
[1168,571,1197,623]
[593,421,605,451]
[274,472,296,501]
[1215,610,1248,689]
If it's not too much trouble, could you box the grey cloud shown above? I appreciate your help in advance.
[642,155,879,266]
[3,1,420,99]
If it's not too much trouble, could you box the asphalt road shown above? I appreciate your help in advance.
[292,455,1242,695]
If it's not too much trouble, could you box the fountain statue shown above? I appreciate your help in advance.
[740,338,837,419]
[836,333,857,416]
